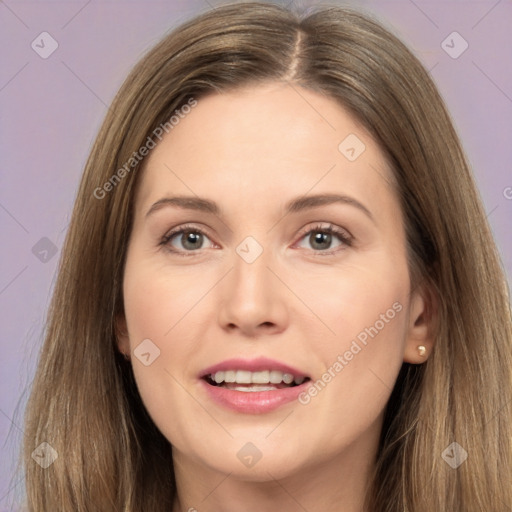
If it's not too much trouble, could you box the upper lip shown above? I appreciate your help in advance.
[199,357,309,379]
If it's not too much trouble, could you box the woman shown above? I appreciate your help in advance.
[23,2,512,511]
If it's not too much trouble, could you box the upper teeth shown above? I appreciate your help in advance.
[211,370,305,386]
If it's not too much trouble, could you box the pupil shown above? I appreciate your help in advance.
[183,231,202,250]
[311,231,331,250]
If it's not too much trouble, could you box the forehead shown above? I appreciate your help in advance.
[136,82,396,213]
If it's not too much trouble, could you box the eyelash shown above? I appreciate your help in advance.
[296,223,353,256]
[159,223,353,257]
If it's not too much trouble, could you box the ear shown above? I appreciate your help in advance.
[115,313,131,359]
[403,282,438,364]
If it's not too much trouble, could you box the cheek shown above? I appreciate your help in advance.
[293,262,410,442]
[122,253,211,344]
[294,255,409,355]
[122,261,208,445]
[120,243,234,401]
[328,274,408,357]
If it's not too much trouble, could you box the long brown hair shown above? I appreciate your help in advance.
[23,3,512,510]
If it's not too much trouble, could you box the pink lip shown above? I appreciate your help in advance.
[199,357,311,414]
[199,378,310,414]
[199,357,308,379]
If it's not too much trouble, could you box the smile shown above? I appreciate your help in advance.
[199,358,311,413]
[205,370,307,391]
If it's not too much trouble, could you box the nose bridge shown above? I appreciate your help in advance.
[235,234,267,269]
[231,234,273,297]
[216,234,288,333]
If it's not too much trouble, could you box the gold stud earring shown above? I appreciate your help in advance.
[417,345,427,357]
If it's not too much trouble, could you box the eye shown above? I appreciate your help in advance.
[160,223,352,256]
[295,223,352,254]
[160,224,216,254]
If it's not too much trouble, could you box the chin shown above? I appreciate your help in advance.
[183,437,311,482]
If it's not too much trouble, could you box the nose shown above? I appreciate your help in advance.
[217,245,289,337]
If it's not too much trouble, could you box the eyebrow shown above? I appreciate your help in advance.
[285,194,374,220]
[145,193,374,221]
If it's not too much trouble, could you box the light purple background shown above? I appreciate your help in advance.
[1,0,511,509]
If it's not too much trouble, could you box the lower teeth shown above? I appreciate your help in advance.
[221,383,287,392]
[227,385,279,392]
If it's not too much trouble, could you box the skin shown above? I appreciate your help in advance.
[117,82,435,512]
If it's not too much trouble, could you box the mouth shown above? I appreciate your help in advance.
[202,370,311,392]
[198,358,311,413]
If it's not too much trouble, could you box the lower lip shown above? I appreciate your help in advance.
[200,379,310,414]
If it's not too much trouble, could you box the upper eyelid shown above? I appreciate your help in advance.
[164,222,211,236]
[297,223,352,238]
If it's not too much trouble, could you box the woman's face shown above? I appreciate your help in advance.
[118,82,430,481]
